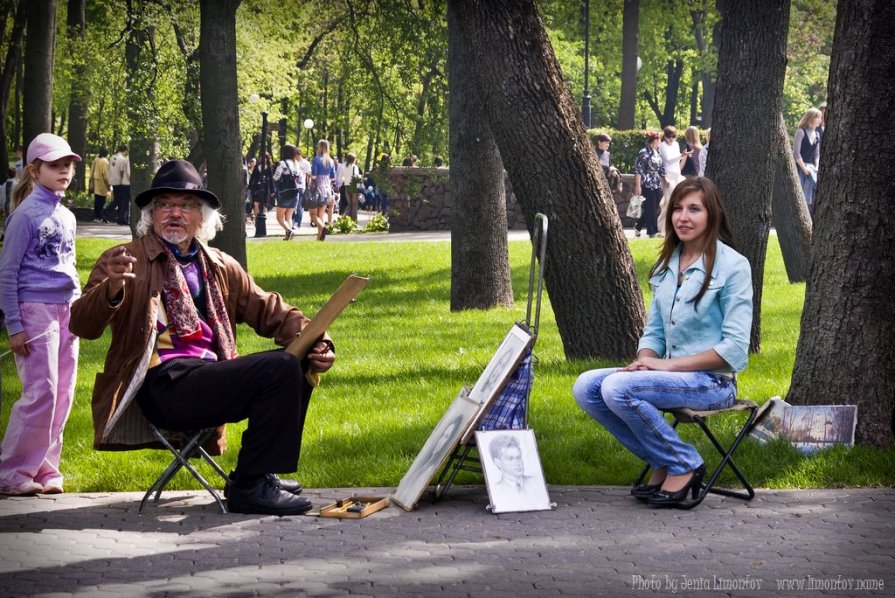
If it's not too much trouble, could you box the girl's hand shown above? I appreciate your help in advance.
[621,358,649,372]
[621,356,670,372]
[639,356,672,371]
[9,332,29,356]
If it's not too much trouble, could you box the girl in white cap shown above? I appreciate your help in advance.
[0,133,82,495]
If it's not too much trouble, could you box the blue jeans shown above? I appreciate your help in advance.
[572,368,736,475]
[292,190,305,226]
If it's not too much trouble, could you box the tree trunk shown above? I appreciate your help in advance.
[172,21,203,169]
[706,0,790,353]
[770,112,812,283]
[199,0,246,268]
[22,0,56,149]
[452,0,645,359]
[690,4,715,128]
[66,0,88,192]
[644,55,683,128]
[447,0,513,312]
[787,0,895,447]
[124,16,159,235]
[617,0,639,130]
[0,0,26,171]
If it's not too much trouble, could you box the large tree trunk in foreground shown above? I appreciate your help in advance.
[452,0,645,359]
[448,0,512,311]
[617,0,639,130]
[22,0,56,149]
[706,0,790,353]
[770,112,812,283]
[67,0,88,192]
[200,0,246,268]
[787,0,895,447]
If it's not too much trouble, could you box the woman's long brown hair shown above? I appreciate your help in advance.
[649,176,735,309]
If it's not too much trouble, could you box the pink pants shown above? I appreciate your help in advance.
[0,302,79,488]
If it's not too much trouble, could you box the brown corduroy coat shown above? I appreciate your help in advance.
[70,233,311,454]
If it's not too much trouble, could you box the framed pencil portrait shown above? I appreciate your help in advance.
[476,429,552,514]
[391,387,480,511]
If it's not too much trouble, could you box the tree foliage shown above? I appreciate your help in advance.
[1,1,835,175]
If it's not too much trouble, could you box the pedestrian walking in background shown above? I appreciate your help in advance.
[307,139,336,241]
[681,127,703,179]
[794,107,822,217]
[90,149,111,222]
[108,144,131,226]
[633,131,665,238]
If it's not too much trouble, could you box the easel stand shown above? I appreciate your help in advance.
[434,214,548,500]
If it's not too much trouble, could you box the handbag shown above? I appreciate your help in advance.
[303,183,323,209]
[626,195,644,219]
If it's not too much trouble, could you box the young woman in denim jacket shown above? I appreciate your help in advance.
[573,177,752,508]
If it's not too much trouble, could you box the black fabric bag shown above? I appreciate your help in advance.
[275,161,298,203]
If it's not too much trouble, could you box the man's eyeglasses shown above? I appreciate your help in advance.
[156,201,199,214]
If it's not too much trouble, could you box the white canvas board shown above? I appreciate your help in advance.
[477,429,552,514]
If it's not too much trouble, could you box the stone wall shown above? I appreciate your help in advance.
[384,167,639,232]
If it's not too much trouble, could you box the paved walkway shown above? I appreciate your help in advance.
[0,486,891,596]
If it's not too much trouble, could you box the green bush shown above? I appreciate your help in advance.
[327,215,358,235]
[363,213,389,233]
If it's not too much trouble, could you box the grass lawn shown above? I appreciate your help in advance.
[1,235,892,492]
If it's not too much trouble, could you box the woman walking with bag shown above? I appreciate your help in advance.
[307,139,336,241]
[273,144,301,240]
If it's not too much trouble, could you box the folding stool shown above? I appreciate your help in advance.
[633,399,759,509]
[139,423,233,514]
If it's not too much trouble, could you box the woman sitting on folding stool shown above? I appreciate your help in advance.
[572,176,752,508]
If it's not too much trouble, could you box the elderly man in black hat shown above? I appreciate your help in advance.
[70,160,334,515]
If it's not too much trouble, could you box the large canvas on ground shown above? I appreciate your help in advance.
[391,387,481,511]
[477,429,552,514]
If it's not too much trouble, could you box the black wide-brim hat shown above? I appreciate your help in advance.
[134,159,221,209]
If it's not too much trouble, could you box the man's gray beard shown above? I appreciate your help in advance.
[160,228,189,246]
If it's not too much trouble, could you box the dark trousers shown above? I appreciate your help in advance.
[338,186,348,215]
[93,194,106,220]
[113,185,131,224]
[635,186,662,236]
[136,351,313,475]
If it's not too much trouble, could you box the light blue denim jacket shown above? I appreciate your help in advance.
[637,240,753,373]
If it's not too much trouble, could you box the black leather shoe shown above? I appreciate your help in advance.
[227,476,312,516]
[270,474,303,495]
[647,465,706,508]
[224,471,303,498]
[630,483,661,502]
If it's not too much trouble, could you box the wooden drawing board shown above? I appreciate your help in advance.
[285,275,369,359]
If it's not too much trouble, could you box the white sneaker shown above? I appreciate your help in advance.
[0,481,43,496]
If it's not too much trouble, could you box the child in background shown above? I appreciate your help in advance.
[0,133,82,495]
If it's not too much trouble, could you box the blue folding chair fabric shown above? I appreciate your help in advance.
[477,349,533,432]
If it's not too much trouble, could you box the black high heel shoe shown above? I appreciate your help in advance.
[647,465,706,507]
[630,483,661,502]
